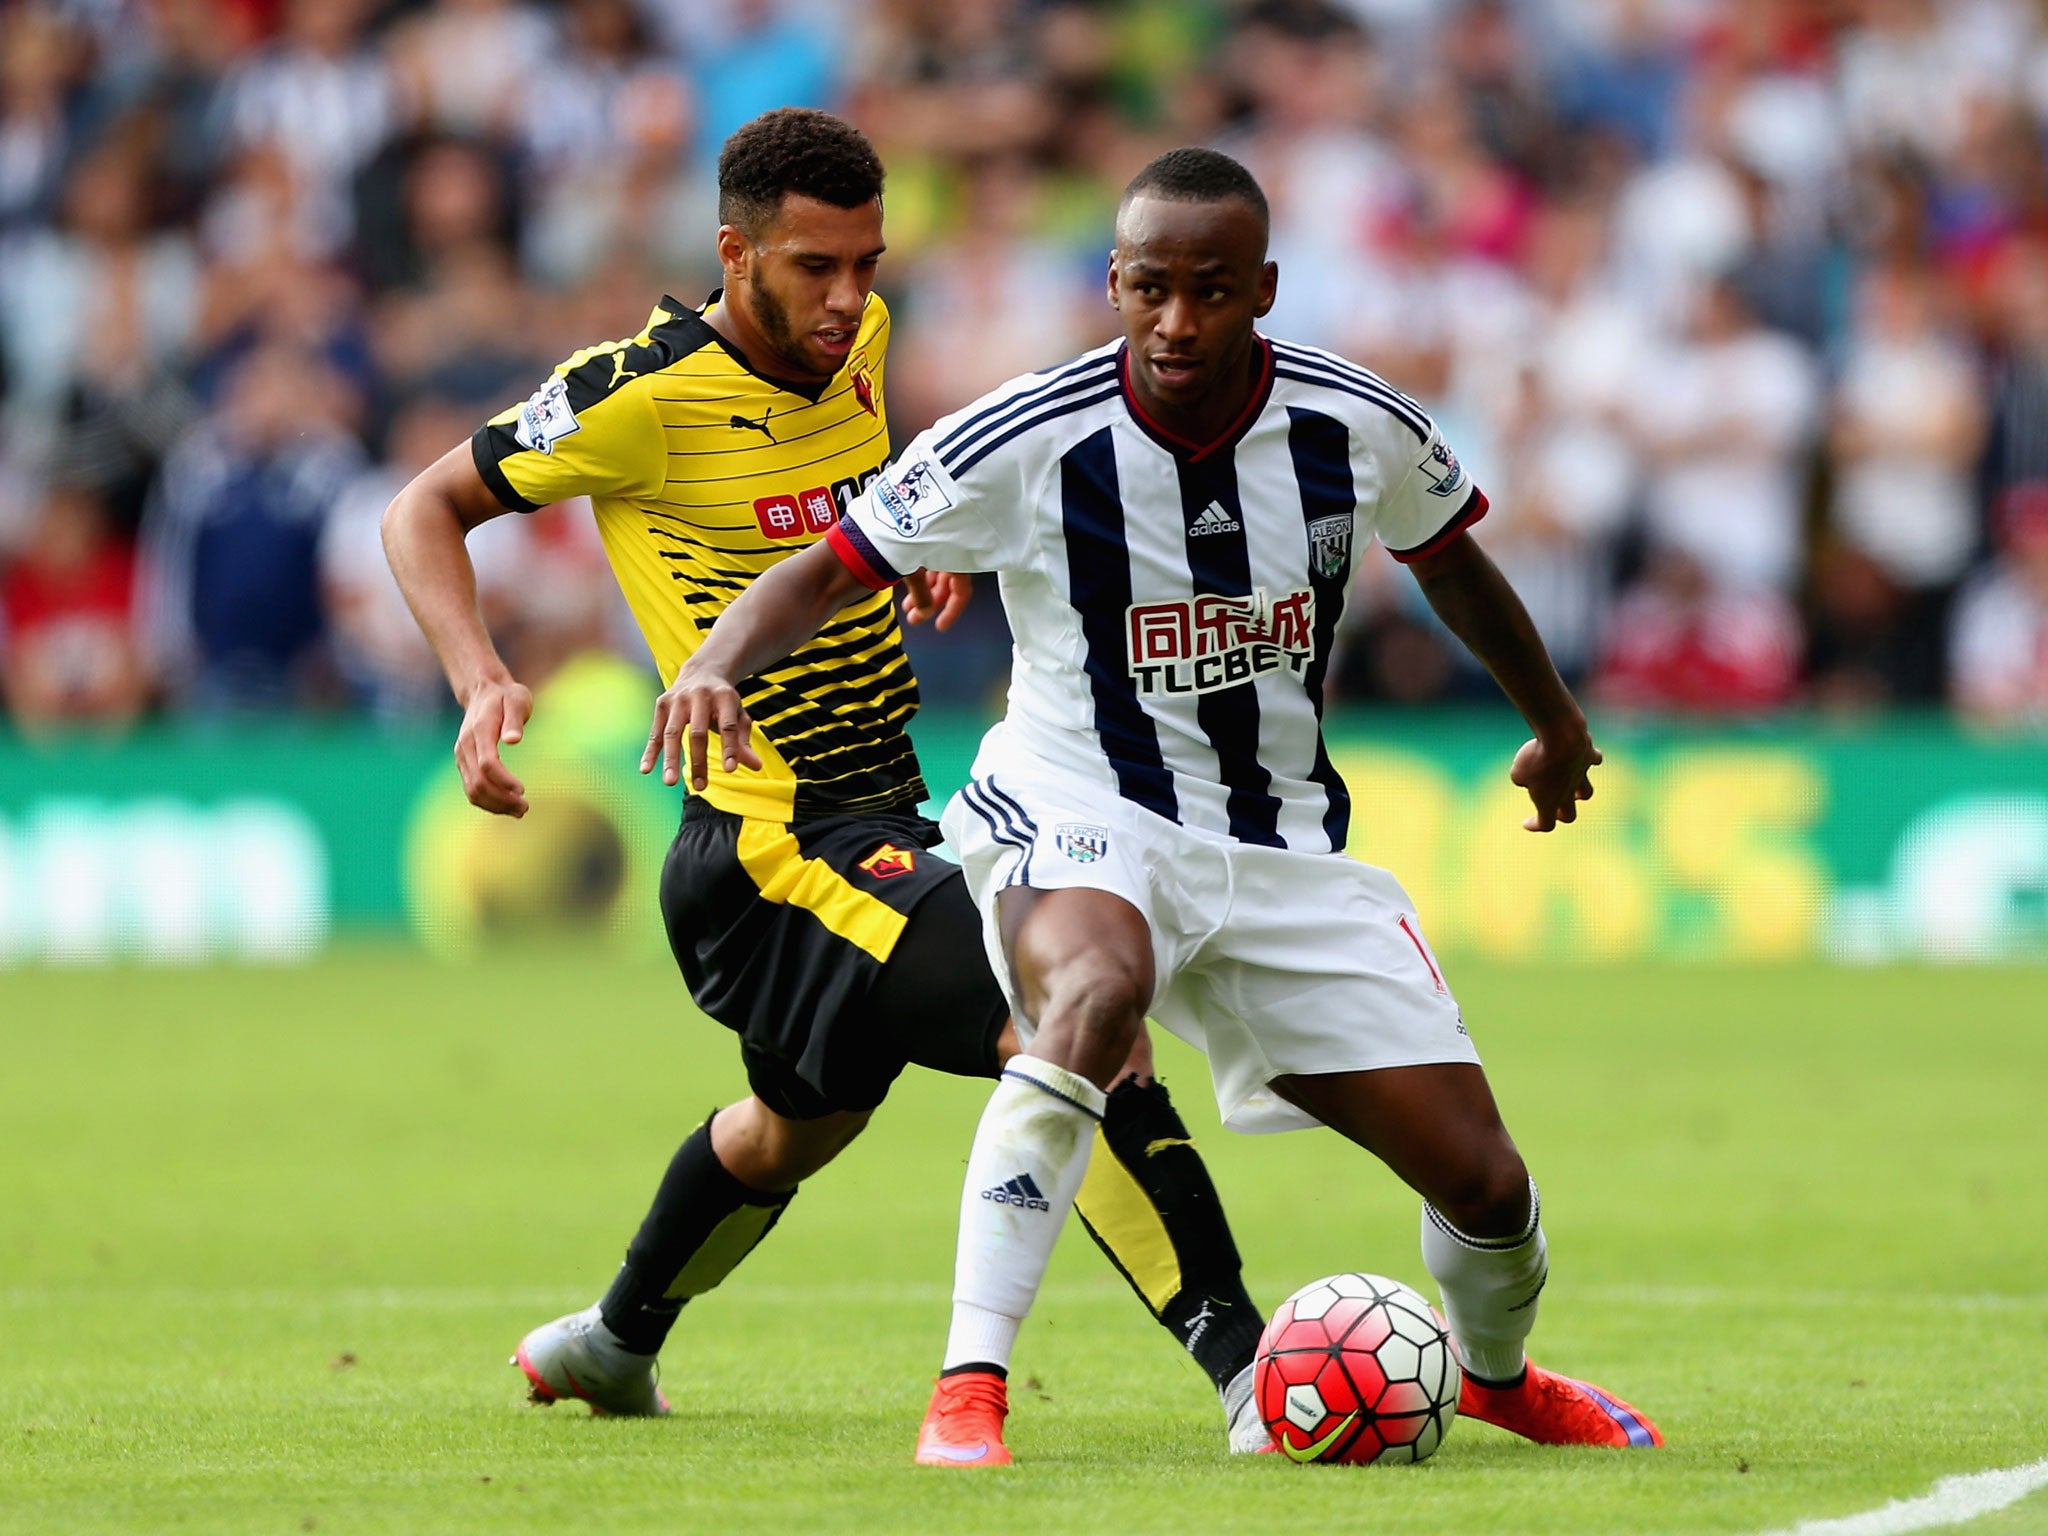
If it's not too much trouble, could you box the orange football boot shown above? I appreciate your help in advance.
[914,1370,1012,1467]
[1459,1362,1663,1448]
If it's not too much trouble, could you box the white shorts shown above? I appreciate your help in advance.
[940,759,1481,1134]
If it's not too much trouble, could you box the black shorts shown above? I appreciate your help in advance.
[660,798,1010,1120]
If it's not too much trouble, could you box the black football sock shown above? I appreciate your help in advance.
[597,1112,794,1355]
[1074,1077,1264,1391]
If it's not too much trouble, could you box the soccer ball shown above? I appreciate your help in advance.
[1252,1272,1460,1464]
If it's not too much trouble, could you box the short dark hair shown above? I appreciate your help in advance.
[1120,147,1270,228]
[717,108,885,236]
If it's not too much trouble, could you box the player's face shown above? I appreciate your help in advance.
[1109,195,1277,416]
[725,194,885,383]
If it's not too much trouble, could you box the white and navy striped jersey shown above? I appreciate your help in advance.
[826,335,1488,853]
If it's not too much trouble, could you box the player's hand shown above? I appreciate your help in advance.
[455,676,533,818]
[901,569,972,632]
[1509,729,1601,833]
[642,665,762,792]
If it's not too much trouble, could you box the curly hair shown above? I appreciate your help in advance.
[717,108,886,236]
[1119,147,1270,230]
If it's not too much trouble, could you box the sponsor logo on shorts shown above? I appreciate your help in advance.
[1125,588,1315,697]
[857,842,916,879]
[982,1173,1050,1211]
[1053,823,1110,863]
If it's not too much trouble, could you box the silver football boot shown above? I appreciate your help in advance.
[1223,1362,1274,1453]
[512,1304,669,1416]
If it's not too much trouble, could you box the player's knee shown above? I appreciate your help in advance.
[1022,949,1147,1082]
[1049,956,1148,1041]
[771,1111,870,1184]
[1430,1146,1532,1241]
[717,1100,870,1190]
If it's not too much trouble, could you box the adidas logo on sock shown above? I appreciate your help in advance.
[981,1173,1051,1211]
[1188,500,1241,536]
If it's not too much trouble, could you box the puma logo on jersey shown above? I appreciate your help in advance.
[730,409,775,442]
[1188,500,1241,535]
[608,351,639,388]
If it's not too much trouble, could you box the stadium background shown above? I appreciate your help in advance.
[1,0,2045,965]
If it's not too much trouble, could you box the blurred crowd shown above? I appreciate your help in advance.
[3,0,2048,740]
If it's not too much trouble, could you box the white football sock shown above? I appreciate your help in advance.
[1419,1177,1547,1386]
[941,1055,1106,1374]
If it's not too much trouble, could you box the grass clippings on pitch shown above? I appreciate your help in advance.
[4,950,2046,1535]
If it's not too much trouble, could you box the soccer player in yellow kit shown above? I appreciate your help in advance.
[382,109,1271,1446]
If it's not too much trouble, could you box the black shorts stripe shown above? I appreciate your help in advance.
[962,777,1039,887]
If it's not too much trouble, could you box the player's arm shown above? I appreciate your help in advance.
[644,538,875,792]
[381,445,533,818]
[1406,530,1600,833]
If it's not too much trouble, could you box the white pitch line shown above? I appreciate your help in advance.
[1575,1284,2048,1315]
[1757,1457,2048,1536]
[4,1281,2047,1313]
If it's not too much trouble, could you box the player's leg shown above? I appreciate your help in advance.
[517,1066,876,1416]
[917,882,1154,1466]
[1270,1063,1661,1448]
[515,804,909,1414]
[1072,1036,1268,1451]
[879,857,1266,1442]
[1269,1062,1539,1377]
[1210,844,1658,1449]
[595,1079,871,1349]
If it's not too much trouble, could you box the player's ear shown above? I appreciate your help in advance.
[1254,259,1278,319]
[1107,249,1122,310]
[715,224,751,282]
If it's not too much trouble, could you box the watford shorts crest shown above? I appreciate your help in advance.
[661,798,1007,1118]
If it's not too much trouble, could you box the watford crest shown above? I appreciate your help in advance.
[857,842,915,879]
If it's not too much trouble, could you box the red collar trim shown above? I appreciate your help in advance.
[1118,337,1274,463]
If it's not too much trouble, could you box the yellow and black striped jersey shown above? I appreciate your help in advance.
[471,291,921,822]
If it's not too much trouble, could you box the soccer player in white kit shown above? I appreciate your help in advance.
[650,148,1665,1465]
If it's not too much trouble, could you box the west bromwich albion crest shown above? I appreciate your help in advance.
[1054,823,1110,863]
[1308,513,1352,579]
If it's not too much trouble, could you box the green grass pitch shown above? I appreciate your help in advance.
[5,949,2047,1535]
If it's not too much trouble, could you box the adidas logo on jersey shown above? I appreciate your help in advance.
[1188,500,1242,535]
[981,1173,1051,1211]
